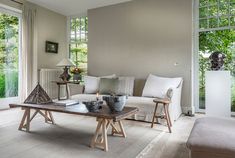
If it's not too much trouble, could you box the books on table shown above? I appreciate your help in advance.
[54,99,79,106]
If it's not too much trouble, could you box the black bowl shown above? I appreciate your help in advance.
[102,95,127,112]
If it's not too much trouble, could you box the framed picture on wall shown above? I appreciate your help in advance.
[45,41,58,53]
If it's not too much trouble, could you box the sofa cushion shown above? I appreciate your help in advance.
[117,77,135,96]
[84,74,116,94]
[99,78,119,94]
[142,74,182,98]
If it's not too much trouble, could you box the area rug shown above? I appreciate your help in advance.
[0,109,163,158]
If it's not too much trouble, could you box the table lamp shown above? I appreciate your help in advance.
[56,58,75,81]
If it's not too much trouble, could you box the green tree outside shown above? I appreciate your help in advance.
[0,13,19,98]
[199,0,235,110]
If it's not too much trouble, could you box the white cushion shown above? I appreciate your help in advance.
[84,74,116,94]
[117,77,135,96]
[142,74,182,98]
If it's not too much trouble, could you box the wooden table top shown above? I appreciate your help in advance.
[9,103,138,122]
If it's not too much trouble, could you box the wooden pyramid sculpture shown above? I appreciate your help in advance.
[24,83,53,104]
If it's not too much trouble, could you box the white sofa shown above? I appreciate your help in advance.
[70,74,183,124]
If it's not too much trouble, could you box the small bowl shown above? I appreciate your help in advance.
[83,101,103,112]
[102,95,127,112]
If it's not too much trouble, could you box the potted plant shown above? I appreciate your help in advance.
[70,67,83,82]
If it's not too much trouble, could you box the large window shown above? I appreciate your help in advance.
[0,10,20,98]
[197,0,235,110]
[69,17,88,74]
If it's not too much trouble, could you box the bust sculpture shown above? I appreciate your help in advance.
[209,51,226,71]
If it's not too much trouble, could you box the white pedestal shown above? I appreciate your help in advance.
[205,71,231,117]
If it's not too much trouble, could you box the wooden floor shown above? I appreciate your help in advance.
[0,108,200,158]
[143,114,200,158]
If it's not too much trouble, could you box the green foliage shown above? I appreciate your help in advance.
[199,30,235,109]
[0,13,19,98]
[199,0,235,29]
[199,0,235,110]
[70,17,88,73]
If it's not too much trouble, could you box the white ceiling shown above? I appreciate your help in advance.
[27,0,132,16]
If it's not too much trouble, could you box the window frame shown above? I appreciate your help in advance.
[67,16,88,73]
[0,3,22,107]
[194,0,235,113]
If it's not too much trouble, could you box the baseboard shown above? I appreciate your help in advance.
[182,106,195,116]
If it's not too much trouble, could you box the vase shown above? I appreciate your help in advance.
[73,73,81,82]
[103,95,127,112]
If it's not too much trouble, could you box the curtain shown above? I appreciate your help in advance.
[19,2,37,102]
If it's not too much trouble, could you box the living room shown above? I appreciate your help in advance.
[0,0,234,158]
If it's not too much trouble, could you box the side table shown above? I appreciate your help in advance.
[52,81,80,100]
[151,98,172,133]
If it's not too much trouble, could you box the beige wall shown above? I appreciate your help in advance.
[36,5,67,69]
[88,0,192,111]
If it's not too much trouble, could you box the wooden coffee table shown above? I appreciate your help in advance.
[9,103,138,152]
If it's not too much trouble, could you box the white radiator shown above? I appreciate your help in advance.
[39,69,65,99]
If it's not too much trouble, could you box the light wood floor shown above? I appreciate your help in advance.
[143,114,200,158]
[0,108,200,158]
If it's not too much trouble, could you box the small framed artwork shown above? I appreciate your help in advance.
[45,41,58,53]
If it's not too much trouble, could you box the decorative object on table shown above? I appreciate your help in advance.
[54,99,79,106]
[209,51,226,71]
[70,67,82,82]
[24,83,53,104]
[103,95,128,112]
[83,100,103,112]
[45,41,58,53]
[70,43,87,67]
[56,58,75,81]
[96,92,100,101]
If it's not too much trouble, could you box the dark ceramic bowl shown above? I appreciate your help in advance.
[83,101,103,112]
[102,95,127,112]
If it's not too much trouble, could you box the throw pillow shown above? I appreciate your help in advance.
[99,78,119,95]
[84,76,100,94]
[84,74,116,94]
[142,74,182,98]
[117,77,135,96]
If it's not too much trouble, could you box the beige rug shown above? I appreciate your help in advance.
[0,109,163,158]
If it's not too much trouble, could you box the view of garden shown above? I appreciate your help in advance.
[0,13,19,98]
[199,0,235,110]
[70,17,88,75]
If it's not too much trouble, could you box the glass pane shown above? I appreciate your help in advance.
[199,30,235,110]
[208,0,217,5]
[69,43,87,72]
[208,5,218,17]
[70,16,88,74]
[230,3,235,15]
[200,0,208,7]
[200,19,208,29]
[209,17,218,28]
[0,13,19,98]
[219,2,229,16]
[219,16,229,27]
[230,16,235,26]
[200,7,208,18]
